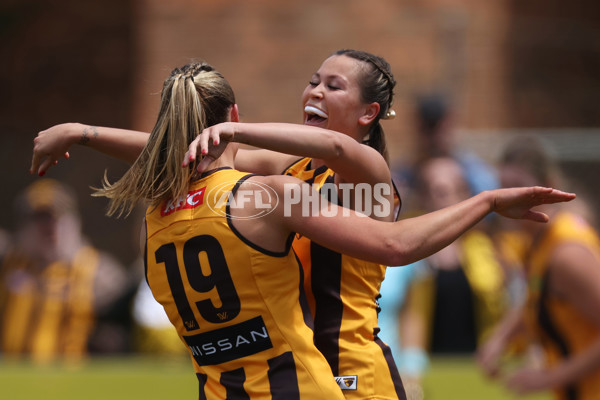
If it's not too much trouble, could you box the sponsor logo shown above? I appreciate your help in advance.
[183,316,273,366]
[335,375,358,390]
[162,187,206,216]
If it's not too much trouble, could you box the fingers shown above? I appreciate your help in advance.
[196,155,214,173]
[183,131,211,167]
[535,187,576,203]
[29,153,54,176]
[476,347,501,378]
[183,126,230,171]
[209,130,220,147]
[184,132,209,167]
[524,210,549,223]
[30,152,69,175]
[37,158,56,176]
[182,150,192,167]
[549,188,576,202]
[29,152,41,175]
[183,128,224,170]
[183,139,200,167]
[199,130,210,156]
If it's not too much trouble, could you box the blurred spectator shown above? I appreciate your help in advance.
[0,179,134,365]
[381,157,507,398]
[478,136,600,398]
[393,94,499,216]
[377,260,418,359]
[131,274,188,357]
[122,208,187,358]
[377,261,421,398]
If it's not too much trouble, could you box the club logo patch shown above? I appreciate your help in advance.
[335,375,358,390]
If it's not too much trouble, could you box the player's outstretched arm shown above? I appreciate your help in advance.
[184,122,390,188]
[30,123,149,176]
[269,180,576,267]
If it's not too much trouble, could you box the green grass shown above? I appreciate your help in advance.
[0,355,553,400]
[422,356,552,400]
[0,356,196,400]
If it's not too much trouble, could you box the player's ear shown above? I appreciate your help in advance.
[358,102,380,126]
[230,104,240,122]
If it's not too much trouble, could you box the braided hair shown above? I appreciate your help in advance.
[334,49,396,164]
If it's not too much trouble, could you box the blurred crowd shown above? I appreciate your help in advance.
[379,94,600,399]
[1,94,599,400]
[0,178,186,367]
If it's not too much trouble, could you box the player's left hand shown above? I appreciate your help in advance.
[30,123,75,176]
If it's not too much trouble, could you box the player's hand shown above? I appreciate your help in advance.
[30,123,78,176]
[505,366,554,394]
[183,122,236,173]
[492,186,576,222]
[476,336,505,379]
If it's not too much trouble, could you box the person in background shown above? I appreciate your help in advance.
[478,136,600,399]
[0,179,132,364]
[131,276,188,357]
[394,94,499,219]
[412,94,498,195]
[382,157,507,399]
[124,208,188,357]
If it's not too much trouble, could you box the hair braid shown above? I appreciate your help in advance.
[334,49,396,164]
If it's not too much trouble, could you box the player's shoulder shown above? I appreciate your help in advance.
[245,174,305,193]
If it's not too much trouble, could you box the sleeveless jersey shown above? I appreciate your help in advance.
[524,212,600,400]
[284,158,407,400]
[0,246,99,364]
[144,167,344,400]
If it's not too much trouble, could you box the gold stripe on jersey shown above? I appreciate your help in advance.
[144,167,344,400]
[525,212,600,400]
[284,158,406,400]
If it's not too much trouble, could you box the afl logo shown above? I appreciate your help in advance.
[207,181,279,220]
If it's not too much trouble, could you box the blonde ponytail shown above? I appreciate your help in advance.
[94,62,235,217]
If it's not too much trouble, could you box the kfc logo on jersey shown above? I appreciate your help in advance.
[335,375,358,390]
[207,181,279,220]
[161,187,206,216]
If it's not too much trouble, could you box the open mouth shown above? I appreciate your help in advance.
[304,105,328,124]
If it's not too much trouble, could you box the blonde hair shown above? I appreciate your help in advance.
[94,62,235,217]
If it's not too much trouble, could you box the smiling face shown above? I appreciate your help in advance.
[301,55,373,141]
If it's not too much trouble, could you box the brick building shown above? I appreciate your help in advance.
[1,0,598,264]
